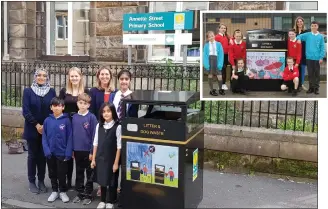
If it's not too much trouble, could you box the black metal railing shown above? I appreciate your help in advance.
[1,61,318,133]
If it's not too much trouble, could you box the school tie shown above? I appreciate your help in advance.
[117,94,125,120]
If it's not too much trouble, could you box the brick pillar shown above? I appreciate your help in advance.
[89,1,147,62]
[8,2,37,60]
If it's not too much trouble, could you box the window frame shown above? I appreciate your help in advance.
[55,14,68,40]
[147,1,209,63]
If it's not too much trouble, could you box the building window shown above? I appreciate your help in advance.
[56,14,68,40]
[231,17,246,24]
[46,2,90,56]
[287,1,318,10]
[148,1,209,63]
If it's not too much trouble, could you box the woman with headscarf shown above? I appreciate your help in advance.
[294,16,309,91]
[22,68,56,194]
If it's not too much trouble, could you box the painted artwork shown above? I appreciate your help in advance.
[246,51,286,79]
[193,148,198,181]
[126,142,179,188]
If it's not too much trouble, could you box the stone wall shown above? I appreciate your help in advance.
[209,1,279,10]
[8,2,37,60]
[89,1,148,62]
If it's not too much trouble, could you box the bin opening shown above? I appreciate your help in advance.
[140,105,200,121]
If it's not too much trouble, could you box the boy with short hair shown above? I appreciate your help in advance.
[297,21,325,94]
[281,57,300,96]
[42,97,72,203]
[71,93,98,205]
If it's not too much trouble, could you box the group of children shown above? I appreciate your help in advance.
[41,70,134,209]
[203,21,325,96]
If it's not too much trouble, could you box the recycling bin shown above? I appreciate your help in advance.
[120,90,204,209]
[245,29,288,91]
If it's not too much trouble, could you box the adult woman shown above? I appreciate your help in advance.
[22,68,56,194]
[59,67,89,189]
[89,66,114,119]
[215,23,231,91]
[89,66,115,197]
[294,16,309,91]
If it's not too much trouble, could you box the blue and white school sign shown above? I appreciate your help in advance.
[123,11,194,31]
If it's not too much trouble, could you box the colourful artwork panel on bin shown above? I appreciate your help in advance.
[246,51,286,79]
[126,141,179,188]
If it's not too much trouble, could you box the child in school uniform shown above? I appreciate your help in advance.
[228,29,246,80]
[287,29,302,72]
[71,93,98,205]
[281,57,300,96]
[91,103,121,209]
[109,69,139,208]
[297,21,325,95]
[231,58,254,94]
[215,24,231,90]
[203,31,225,96]
[42,97,73,203]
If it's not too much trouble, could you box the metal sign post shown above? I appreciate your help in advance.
[183,30,188,69]
[128,31,132,65]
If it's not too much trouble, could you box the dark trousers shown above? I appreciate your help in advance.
[100,169,120,204]
[67,158,74,184]
[231,72,248,92]
[75,151,93,199]
[222,54,229,84]
[47,156,67,192]
[27,134,46,183]
[306,59,320,89]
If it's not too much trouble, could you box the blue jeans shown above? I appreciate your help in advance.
[300,64,306,85]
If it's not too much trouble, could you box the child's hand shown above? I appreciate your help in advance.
[232,75,238,80]
[91,160,96,169]
[295,64,299,68]
[319,60,323,64]
[89,154,93,161]
[297,40,301,44]
[113,163,119,173]
[232,66,236,71]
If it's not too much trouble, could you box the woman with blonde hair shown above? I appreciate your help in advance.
[293,16,309,91]
[59,67,89,190]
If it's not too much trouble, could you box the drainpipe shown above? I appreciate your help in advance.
[3,1,10,60]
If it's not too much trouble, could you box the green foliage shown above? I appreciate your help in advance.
[277,117,318,132]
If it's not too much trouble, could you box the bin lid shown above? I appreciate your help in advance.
[122,90,199,105]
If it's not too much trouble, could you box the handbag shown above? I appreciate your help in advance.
[6,139,26,154]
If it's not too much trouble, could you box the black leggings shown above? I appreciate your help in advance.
[66,158,73,184]
[100,170,119,204]
[222,54,230,84]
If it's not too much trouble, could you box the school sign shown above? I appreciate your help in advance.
[123,11,194,31]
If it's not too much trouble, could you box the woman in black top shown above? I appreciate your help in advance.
[294,16,309,91]
[59,67,89,189]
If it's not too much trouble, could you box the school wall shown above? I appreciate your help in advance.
[1,106,317,163]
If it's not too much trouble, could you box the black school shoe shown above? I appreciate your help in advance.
[306,88,314,94]
[292,89,298,96]
[218,89,225,95]
[314,88,319,95]
[239,89,246,95]
[209,89,218,96]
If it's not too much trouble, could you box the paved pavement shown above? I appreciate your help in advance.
[1,144,317,208]
[202,81,327,98]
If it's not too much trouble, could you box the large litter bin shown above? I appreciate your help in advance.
[120,90,204,209]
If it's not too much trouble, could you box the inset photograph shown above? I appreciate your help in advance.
[201,12,327,98]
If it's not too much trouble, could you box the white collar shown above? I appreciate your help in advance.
[288,66,294,70]
[55,114,63,119]
[209,41,215,44]
[312,32,319,35]
[219,33,224,37]
[290,38,297,42]
[104,120,114,127]
[234,40,242,44]
[119,89,132,97]
[78,110,89,116]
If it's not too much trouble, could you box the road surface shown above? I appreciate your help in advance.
[1,144,317,208]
